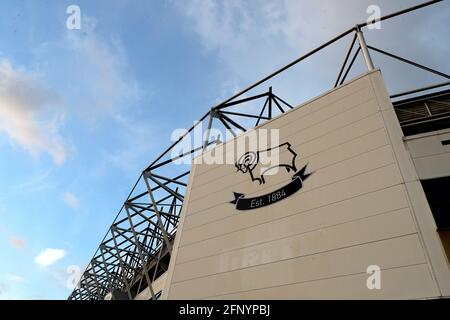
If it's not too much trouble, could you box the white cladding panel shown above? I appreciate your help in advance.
[405,129,450,180]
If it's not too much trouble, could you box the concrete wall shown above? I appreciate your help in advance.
[134,272,167,300]
[162,70,450,299]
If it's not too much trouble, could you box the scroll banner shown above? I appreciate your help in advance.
[230,165,311,211]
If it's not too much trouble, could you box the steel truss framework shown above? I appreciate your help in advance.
[69,0,449,300]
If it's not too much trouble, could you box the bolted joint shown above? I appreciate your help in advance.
[142,170,151,178]
[210,108,221,118]
[124,202,132,210]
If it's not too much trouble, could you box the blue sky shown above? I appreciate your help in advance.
[0,0,448,299]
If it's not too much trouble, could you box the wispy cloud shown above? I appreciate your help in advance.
[0,59,66,165]
[9,236,26,250]
[171,0,345,104]
[0,275,25,299]
[63,192,79,209]
[34,248,66,267]
[173,0,450,101]
[63,16,141,118]
[14,168,54,193]
[6,274,25,283]
[34,15,149,172]
[102,112,158,173]
[0,283,8,296]
[177,0,251,52]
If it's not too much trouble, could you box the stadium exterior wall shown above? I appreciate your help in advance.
[160,70,450,299]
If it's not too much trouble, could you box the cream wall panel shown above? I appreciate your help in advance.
[174,208,416,276]
[304,128,389,171]
[169,235,426,299]
[179,164,403,247]
[265,77,372,132]
[413,153,450,180]
[173,207,414,283]
[276,98,377,144]
[177,185,409,267]
[368,71,450,296]
[209,264,437,300]
[299,144,395,190]
[405,130,450,179]
[271,93,376,140]
[406,130,450,159]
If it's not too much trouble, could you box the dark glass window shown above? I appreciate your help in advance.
[421,176,450,230]
[421,176,450,262]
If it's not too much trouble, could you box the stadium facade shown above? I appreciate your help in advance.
[162,70,450,299]
[69,1,450,300]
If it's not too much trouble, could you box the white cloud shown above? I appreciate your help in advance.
[0,283,8,296]
[29,13,156,176]
[32,15,149,172]
[173,0,450,102]
[171,0,357,104]
[6,274,25,283]
[63,192,79,209]
[63,16,141,118]
[15,168,54,193]
[178,0,252,52]
[34,248,66,267]
[0,59,67,165]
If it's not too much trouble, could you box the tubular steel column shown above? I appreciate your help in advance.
[203,113,214,150]
[356,27,375,71]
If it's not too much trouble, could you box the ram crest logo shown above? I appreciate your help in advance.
[231,141,312,211]
[235,142,297,185]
